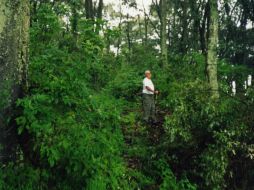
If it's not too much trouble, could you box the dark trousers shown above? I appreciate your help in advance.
[142,94,156,122]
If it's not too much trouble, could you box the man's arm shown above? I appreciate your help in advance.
[145,86,154,93]
[146,86,159,94]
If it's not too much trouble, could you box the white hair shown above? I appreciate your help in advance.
[145,70,151,75]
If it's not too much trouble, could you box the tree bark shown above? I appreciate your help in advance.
[126,13,132,63]
[200,2,209,54]
[206,0,219,99]
[71,2,78,40]
[180,1,188,54]
[85,0,94,19]
[144,14,148,45]
[160,0,168,66]
[190,0,201,51]
[97,0,103,20]
[117,4,123,55]
[0,0,30,162]
[95,0,103,33]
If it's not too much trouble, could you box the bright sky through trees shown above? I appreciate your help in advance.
[104,0,152,17]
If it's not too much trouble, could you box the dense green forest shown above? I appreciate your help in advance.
[0,0,253,189]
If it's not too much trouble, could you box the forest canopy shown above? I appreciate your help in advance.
[0,0,253,190]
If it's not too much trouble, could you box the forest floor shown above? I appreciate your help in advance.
[121,103,171,189]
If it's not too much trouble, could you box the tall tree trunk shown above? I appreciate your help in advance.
[180,1,188,54]
[144,14,148,45]
[160,0,168,66]
[97,0,103,20]
[95,0,103,33]
[85,0,94,19]
[126,13,132,63]
[117,4,123,55]
[30,0,38,26]
[71,2,78,41]
[206,0,219,99]
[171,12,176,51]
[200,2,209,54]
[138,15,142,43]
[0,0,30,162]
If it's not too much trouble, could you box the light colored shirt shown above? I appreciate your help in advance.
[143,77,154,94]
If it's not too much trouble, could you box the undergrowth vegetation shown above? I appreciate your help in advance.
[1,3,254,190]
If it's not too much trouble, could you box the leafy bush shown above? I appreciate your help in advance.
[0,164,44,190]
[157,160,197,190]
[161,79,252,189]
[12,9,133,189]
[15,46,132,190]
[107,65,143,101]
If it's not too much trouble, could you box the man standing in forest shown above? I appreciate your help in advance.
[142,70,159,124]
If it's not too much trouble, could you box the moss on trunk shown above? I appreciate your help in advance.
[0,0,29,162]
[206,0,219,99]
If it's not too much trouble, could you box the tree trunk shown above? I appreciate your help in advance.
[160,0,168,66]
[206,0,219,99]
[71,2,78,40]
[200,2,209,54]
[126,13,132,63]
[30,0,38,26]
[0,0,30,162]
[117,5,123,55]
[180,1,188,54]
[85,0,94,19]
[97,0,103,20]
[95,0,103,33]
[144,14,148,45]
[138,15,142,43]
